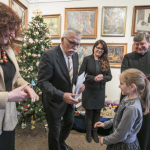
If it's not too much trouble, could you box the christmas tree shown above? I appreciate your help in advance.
[16,9,51,126]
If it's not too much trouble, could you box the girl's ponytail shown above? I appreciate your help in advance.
[140,78,150,115]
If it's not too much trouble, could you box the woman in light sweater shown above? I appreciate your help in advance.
[0,2,38,150]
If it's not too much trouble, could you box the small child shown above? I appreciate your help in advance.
[94,68,150,150]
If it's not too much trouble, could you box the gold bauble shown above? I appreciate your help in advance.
[38,92,42,95]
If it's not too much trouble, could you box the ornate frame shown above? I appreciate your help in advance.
[43,14,61,38]
[64,7,98,38]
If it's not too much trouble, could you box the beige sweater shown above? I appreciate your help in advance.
[0,46,28,135]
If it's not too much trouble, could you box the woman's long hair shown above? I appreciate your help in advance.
[0,2,22,46]
[92,40,109,72]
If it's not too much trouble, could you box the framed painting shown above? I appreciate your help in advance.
[131,5,150,35]
[9,0,28,37]
[65,7,98,38]
[101,6,127,36]
[12,40,22,57]
[77,43,93,69]
[107,43,127,67]
[43,14,61,38]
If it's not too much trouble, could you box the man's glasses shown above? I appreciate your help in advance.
[96,46,104,51]
[64,37,80,48]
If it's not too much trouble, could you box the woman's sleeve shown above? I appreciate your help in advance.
[103,66,112,83]
[79,57,95,83]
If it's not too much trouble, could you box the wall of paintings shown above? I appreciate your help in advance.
[28,0,150,101]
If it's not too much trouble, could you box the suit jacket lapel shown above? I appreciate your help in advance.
[91,55,96,75]
[56,46,71,85]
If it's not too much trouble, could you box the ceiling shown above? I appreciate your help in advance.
[26,0,80,3]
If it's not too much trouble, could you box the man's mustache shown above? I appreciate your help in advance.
[68,49,77,52]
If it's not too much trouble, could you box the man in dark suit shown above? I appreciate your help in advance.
[121,32,150,150]
[37,28,85,150]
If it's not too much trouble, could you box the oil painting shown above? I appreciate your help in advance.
[43,14,61,38]
[77,44,93,69]
[107,43,127,67]
[131,5,150,35]
[102,7,127,36]
[9,0,28,36]
[65,7,98,38]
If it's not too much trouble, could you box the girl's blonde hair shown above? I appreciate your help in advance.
[121,68,150,114]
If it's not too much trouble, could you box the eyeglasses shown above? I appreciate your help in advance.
[96,47,104,51]
[134,42,147,47]
[64,37,80,48]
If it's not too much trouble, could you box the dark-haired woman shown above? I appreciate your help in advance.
[0,2,38,150]
[79,40,112,143]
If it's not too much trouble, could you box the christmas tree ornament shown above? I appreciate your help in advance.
[32,54,37,57]
[36,61,39,66]
[29,66,33,71]
[31,80,36,86]
[38,91,42,95]
[35,39,38,43]
[36,31,39,35]
[41,50,44,52]
[29,38,34,44]
[23,43,27,47]
[31,126,35,129]
[23,55,26,59]
[38,54,41,57]
[27,52,31,56]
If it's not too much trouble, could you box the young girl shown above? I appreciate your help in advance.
[94,68,150,150]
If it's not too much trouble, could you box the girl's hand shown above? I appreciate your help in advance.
[100,137,104,146]
[94,121,105,128]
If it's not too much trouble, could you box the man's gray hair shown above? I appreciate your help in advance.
[62,27,82,37]
[133,32,150,42]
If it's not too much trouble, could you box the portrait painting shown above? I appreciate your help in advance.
[131,5,150,35]
[107,43,127,67]
[102,7,127,36]
[65,7,98,38]
[43,14,61,38]
[77,44,93,69]
[9,0,28,36]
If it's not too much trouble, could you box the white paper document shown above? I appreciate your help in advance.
[74,71,87,99]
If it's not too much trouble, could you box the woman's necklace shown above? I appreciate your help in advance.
[0,45,7,63]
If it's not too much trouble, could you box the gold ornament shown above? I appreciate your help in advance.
[38,91,42,95]
[32,54,37,57]
[32,9,42,17]
[36,61,39,66]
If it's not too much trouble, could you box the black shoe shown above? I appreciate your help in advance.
[86,131,92,143]
[92,130,99,143]
[60,144,73,150]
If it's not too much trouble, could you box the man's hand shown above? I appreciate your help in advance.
[63,93,79,104]
[100,137,104,146]
[78,84,85,94]
[94,74,104,82]
[94,121,105,128]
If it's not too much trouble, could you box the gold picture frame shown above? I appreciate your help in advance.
[43,14,61,39]
[101,6,127,36]
[107,43,127,67]
[64,7,98,38]
[131,5,150,36]
[9,0,28,37]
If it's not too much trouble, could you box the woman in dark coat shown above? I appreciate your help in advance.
[79,40,112,143]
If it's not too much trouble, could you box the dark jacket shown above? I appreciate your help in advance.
[79,55,112,89]
[37,45,78,118]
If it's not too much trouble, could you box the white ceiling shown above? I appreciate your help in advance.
[26,0,80,3]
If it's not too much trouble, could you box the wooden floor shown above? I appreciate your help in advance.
[15,122,107,150]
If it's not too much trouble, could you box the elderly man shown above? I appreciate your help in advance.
[37,28,85,150]
[121,32,150,150]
